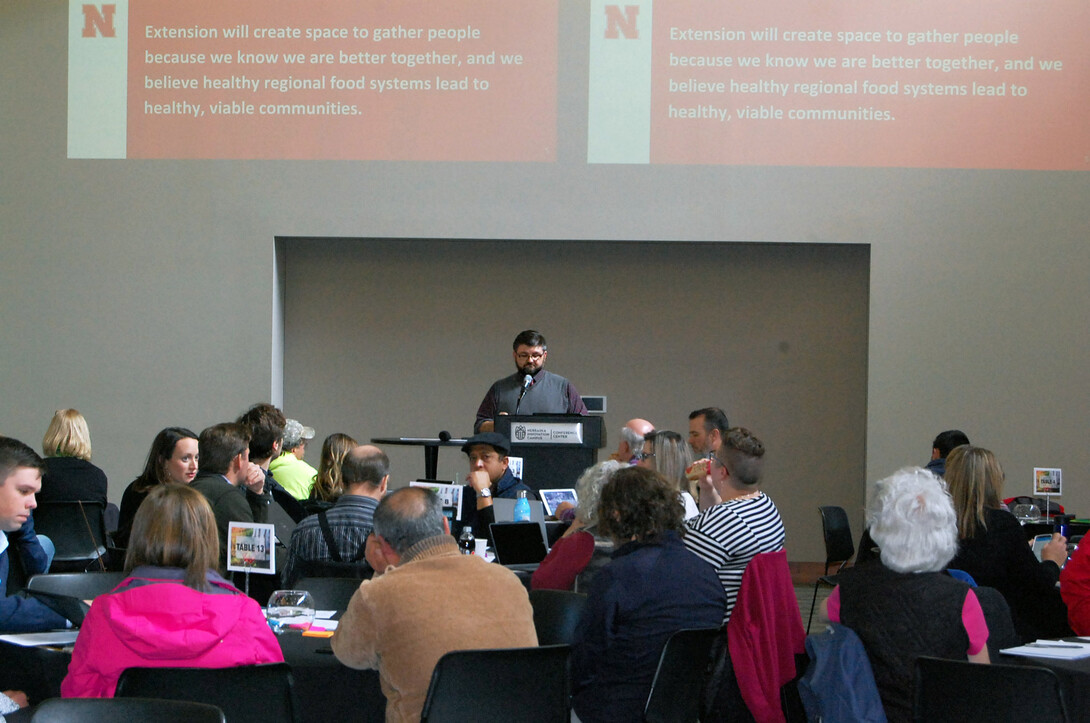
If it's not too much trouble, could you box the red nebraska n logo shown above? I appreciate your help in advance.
[82,4,117,38]
[604,5,639,39]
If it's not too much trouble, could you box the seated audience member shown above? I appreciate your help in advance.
[684,427,784,623]
[687,406,729,457]
[945,444,1070,641]
[0,438,68,632]
[270,419,318,500]
[925,429,970,478]
[282,445,387,586]
[531,460,623,591]
[638,430,698,519]
[114,427,199,548]
[332,487,537,722]
[306,433,358,513]
[38,409,107,506]
[822,467,990,723]
[189,423,269,571]
[237,403,305,523]
[609,418,654,464]
[61,484,283,698]
[571,467,727,723]
[1,690,28,721]
[458,432,536,540]
[1060,536,1090,635]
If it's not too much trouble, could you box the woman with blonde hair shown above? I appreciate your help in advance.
[945,444,1070,641]
[307,433,358,510]
[39,408,107,505]
[61,484,283,698]
[637,430,699,519]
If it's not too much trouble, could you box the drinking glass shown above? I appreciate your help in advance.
[1013,503,1040,523]
[266,589,315,634]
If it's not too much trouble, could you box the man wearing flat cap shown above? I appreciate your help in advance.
[459,432,536,541]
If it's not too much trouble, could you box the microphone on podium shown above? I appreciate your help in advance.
[438,430,452,442]
[514,374,533,413]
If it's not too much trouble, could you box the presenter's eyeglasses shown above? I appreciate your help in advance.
[515,351,545,362]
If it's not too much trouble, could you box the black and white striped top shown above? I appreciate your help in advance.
[683,493,785,623]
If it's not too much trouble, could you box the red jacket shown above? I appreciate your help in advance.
[61,572,284,698]
[1061,540,1090,635]
[727,550,806,723]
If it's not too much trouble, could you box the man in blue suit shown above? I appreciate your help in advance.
[0,437,68,632]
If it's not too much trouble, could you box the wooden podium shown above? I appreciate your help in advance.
[493,414,603,493]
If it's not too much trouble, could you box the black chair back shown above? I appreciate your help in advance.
[914,656,1068,721]
[807,506,856,633]
[31,697,226,723]
[818,505,854,574]
[115,663,299,723]
[32,501,108,572]
[644,627,720,723]
[295,576,363,611]
[529,589,587,645]
[420,644,571,723]
[26,571,127,600]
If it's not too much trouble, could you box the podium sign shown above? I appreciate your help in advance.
[495,415,603,493]
[511,422,584,445]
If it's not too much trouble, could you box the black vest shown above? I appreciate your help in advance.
[838,564,970,723]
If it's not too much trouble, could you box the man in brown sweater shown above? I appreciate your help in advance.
[332,486,538,722]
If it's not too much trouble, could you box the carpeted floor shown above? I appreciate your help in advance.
[794,583,833,633]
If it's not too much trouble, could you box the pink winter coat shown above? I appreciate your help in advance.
[61,571,284,698]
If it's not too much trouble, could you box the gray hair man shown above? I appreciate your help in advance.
[332,487,537,722]
[611,418,654,464]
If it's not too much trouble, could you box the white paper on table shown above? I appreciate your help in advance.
[0,631,80,647]
[1002,640,1090,659]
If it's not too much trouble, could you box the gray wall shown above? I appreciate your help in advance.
[4,1,1089,561]
[279,239,869,555]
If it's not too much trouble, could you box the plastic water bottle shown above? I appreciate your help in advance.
[514,490,531,522]
[458,526,475,555]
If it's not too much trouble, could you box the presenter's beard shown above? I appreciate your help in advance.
[517,362,542,376]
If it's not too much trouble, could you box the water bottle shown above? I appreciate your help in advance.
[514,490,531,522]
[458,526,475,555]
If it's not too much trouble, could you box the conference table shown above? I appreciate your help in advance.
[1002,644,1090,721]
[0,627,386,722]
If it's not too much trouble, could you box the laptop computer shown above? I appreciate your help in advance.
[538,488,578,517]
[489,521,549,570]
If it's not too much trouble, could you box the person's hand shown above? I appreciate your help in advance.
[242,463,265,494]
[561,518,585,538]
[1042,533,1068,566]
[3,691,28,708]
[468,469,492,494]
[554,501,575,518]
[365,533,390,575]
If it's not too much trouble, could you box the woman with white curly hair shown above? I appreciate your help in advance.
[820,467,990,723]
[531,460,625,591]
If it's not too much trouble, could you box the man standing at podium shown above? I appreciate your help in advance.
[474,329,588,433]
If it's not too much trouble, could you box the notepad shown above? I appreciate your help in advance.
[1002,640,1090,659]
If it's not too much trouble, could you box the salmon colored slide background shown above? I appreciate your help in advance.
[128,1,557,161]
[650,0,1089,169]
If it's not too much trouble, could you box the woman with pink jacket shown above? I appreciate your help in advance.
[61,484,283,698]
